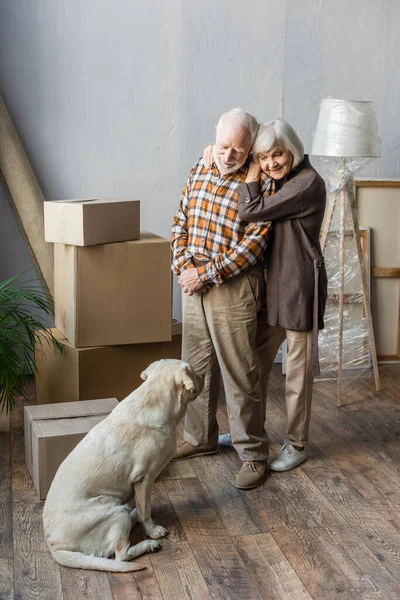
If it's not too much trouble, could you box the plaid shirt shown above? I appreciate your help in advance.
[171,158,272,285]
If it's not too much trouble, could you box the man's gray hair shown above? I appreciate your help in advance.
[217,107,259,145]
[252,119,305,169]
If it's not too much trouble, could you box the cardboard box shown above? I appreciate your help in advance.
[55,231,172,347]
[44,198,140,246]
[24,398,118,499]
[35,325,182,404]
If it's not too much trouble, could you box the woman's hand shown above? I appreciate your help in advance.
[245,157,261,183]
[202,144,214,168]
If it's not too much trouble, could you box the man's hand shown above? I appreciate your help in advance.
[178,268,208,295]
[198,285,211,294]
[245,157,261,183]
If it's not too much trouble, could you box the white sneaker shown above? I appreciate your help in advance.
[270,442,308,472]
[218,433,232,446]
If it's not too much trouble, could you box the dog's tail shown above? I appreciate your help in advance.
[51,550,146,572]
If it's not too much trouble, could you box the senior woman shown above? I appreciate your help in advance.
[204,119,327,472]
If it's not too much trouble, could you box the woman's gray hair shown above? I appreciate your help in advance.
[252,119,305,168]
[217,107,259,145]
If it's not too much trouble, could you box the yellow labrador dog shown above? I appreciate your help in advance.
[43,359,203,572]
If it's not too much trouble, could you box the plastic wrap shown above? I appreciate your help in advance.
[311,98,381,397]
[312,98,381,158]
[311,155,371,193]
[315,162,374,390]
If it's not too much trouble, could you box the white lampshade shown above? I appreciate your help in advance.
[312,98,381,158]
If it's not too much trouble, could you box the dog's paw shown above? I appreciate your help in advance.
[148,540,161,552]
[145,524,168,540]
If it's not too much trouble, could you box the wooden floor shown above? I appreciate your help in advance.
[1,365,400,600]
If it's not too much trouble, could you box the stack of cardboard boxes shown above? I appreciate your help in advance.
[36,197,182,403]
[26,197,182,498]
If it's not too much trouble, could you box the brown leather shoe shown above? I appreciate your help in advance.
[235,461,267,490]
[172,440,218,462]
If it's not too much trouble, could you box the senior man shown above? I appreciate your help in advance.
[171,107,272,490]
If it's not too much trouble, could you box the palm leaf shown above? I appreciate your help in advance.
[0,272,62,414]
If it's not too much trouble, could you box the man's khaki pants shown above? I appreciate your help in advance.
[257,314,313,449]
[182,267,269,462]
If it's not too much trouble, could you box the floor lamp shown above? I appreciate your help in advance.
[312,99,381,406]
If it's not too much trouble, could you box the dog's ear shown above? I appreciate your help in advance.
[140,361,157,381]
[179,371,196,394]
[140,369,149,381]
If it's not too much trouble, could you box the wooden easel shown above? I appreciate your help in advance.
[320,181,381,406]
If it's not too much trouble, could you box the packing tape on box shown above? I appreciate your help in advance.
[56,199,99,242]
[32,411,113,424]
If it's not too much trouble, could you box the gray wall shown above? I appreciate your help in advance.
[0,0,399,319]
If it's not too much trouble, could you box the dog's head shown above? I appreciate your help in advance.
[140,359,204,420]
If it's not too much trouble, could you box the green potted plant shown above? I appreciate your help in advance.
[0,272,61,424]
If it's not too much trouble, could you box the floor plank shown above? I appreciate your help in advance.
[309,393,400,501]
[11,431,34,492]
[165,477,263,600]
[0,433,12,558]
[233,533,313,600]
[59,568,114,600]
[115,513,164,599]
[191,453,269,537]
[12,489,63,600]
[269,392,400,523]
[150,480,187,543]
[0,432,13,600]
[150,540,209,600]
[107,572,144,600]
[0,558,13,600]
[246,469,381,600]
[161,459,197,480]
[342,395,400,463]
[302,465,400,590]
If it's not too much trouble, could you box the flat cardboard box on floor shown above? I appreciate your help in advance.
[44,198,140,246]
[24,398,118,500]
[55,231,172,347]
[35,323,182,404]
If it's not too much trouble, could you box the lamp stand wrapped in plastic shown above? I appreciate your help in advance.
[318,164,380,406]
[312,98,381,406]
